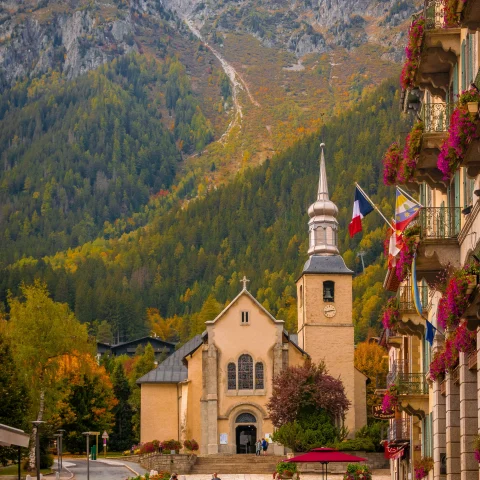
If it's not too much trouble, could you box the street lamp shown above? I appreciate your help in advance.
[82,432,99,480]
[57,430,65,472]
[31,421,45,480]
[53,434,62,478]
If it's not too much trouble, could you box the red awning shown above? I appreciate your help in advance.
[287,448,367,463]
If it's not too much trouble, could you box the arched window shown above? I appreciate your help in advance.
[255,362,264,389]
[238,354,253,389]
[228,362,236,390]
[323,280,335,302]
[235,413,257,423]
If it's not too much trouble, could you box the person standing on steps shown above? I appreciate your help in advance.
[261,437,268,456]
[255,439,262,456]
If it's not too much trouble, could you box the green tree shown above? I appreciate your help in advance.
[6,282,92,468]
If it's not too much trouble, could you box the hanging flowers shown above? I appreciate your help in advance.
[382,297,400,330]
[429,349,447,381]
[437,266,478,330]
[395,225,420,282]
[443,337,459,370]
[437,105,479,181]
[473,435,480,463]
[400,17,425,90]
[383,143,402,186]
[399,121,424,182]
[444,0,468,27]
[453,322,476,354]
[414,457,434,480]
[381,384,398,413]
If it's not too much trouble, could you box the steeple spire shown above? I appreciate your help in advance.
[317,144,329,201]
[307,144,339,256]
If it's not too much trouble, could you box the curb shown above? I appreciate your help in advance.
[94,459,140,477]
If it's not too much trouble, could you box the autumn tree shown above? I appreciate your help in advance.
[268,362,350,451]
[354,341,388,415]
[6,282,92,468]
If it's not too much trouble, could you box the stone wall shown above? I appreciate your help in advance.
[296,452,389,473]
[140,453,197,474]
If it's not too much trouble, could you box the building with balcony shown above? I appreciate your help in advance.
[380,2,480,479]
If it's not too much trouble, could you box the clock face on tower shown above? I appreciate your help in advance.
[324,304,336,318]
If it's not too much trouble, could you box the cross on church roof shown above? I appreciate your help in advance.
[240,276,250,290]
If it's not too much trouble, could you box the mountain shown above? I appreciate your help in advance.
[0,79,409,343]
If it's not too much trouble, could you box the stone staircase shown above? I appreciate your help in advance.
[190,455,284,474]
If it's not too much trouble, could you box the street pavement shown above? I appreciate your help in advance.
[62,458,147,480]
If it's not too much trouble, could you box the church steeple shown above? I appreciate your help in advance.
[307,144,339,256]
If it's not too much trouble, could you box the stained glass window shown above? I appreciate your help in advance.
[236,413,256,423]
[238,354,253,389]
[255,362,264,389]
[228,362,236,390]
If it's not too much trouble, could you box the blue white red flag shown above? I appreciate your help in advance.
[349,186,374,237]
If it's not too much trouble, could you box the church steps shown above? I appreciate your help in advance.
[190,455,283,474]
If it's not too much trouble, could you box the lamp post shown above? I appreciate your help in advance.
[53,434,62,478]
[82,432,99,480]
[57,430,65,473]
[31,421,45,480]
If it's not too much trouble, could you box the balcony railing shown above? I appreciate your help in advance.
[421,102,455,133]
[419,207,461,240]
[398,285,429,313]
[424,0,447,29]
[389,419,410,442]
[397,373,429,395]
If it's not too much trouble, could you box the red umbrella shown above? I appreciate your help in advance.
[287,447,367,480]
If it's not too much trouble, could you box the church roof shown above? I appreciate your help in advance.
[136,334,203,384]
[205,288,284,326]
[301,254,353,276]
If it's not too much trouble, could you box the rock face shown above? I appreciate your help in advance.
[0,3,138,90]
[160,0,420,57]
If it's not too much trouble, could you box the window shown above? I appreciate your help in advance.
[235,413,256,423]
[241,311,249,325]
[238,354,253,389]
[299,285,303,306]
[228,362,236,390]
[323,281,335,302]
[255,362,264,389]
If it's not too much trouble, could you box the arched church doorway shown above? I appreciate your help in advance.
[235,413,257,454]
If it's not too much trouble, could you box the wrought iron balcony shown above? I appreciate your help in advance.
[419,207,461,240]
[424,0,446,29]
[398,285,429,314]
[421,102,454,133]
[389,419,410,442]
[397,373,429,395]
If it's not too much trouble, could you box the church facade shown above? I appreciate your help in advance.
[137,146,367,455]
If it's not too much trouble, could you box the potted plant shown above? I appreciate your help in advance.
[276,461,297,479]
[414,457,433,480]
[381,384,399,413]
[459,87,480,116]
[183,439,199,454]
[343,464,372,480]
[381,297,400,330]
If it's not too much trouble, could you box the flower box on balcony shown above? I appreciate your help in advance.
[467,102,479,115]
[466,274,477,294]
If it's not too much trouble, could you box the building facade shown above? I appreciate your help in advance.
[137,147,367,454]
[380,2,480,480]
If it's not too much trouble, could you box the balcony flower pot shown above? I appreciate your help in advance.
[467,102,478,116]
[466,275,478,294]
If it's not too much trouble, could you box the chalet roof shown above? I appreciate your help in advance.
[136,335,203,384]
[111,336,175,349]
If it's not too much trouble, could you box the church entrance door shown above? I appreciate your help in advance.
[235,425,257,454]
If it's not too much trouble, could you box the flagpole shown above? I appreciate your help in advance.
[355,183,395,230]
[397,186,424,207]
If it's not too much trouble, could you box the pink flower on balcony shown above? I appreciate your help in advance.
[382,143,402,186]
[381,297,400,330]
[400,18,425,90]
[453,322,476,354]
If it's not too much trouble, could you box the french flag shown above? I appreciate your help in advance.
[348,186,374,238]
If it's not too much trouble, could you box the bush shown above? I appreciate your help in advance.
[162,439,182,452]
[140,442,156,454]
[183,439,199,452]
[276,462,297,475]
[354,421,387,452]
[335,438,376,452]
[40,453,54,469]
[344,464,372,480]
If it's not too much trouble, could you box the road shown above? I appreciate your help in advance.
[65,458,146,480]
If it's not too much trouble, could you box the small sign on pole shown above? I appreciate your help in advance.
[102,431,109,458]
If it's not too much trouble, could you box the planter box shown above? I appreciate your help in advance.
[467,102,479,115]
[466,275,478,295]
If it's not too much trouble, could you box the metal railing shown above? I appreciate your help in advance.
[419,207,461,239]
[387,360,409,386]
[398,285,429,313]
[397,373,429,394]
[421,102,455,132]
[424,0,446,29]
[389,419,410,442]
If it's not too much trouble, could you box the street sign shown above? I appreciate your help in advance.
[102,431,109,439]
[372,405,395,419]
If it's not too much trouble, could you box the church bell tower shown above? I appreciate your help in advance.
[296,144,360,434]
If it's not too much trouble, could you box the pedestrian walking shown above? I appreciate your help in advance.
[255,439,262,456]
[261,437,268,456]
[212,473,221,480]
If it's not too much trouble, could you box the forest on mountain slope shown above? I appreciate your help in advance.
[0,54,215,265]
[0,77,410,344]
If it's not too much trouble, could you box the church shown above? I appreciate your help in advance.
[137,146,367,455]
